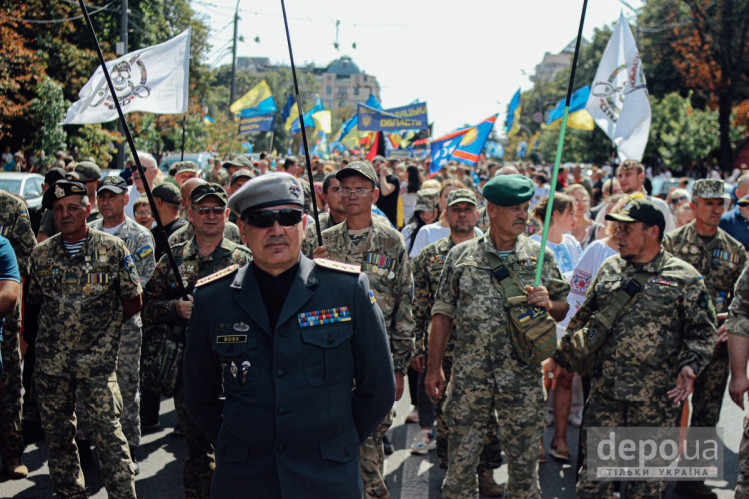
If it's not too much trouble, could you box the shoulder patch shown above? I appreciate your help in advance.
[195,264,239,287]
[314,258,361,274]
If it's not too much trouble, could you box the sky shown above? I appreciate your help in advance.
[193,0,644,137]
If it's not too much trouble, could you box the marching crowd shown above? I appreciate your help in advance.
[1,148,749,498]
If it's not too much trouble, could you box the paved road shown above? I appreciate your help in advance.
[1,386,744,498]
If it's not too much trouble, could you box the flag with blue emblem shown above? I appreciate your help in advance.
[429,128,469,176]
[452,114,498,166]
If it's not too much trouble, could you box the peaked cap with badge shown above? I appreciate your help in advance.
[228,171,304,216]
[606,197,666,234]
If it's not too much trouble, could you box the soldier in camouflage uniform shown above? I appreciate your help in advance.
[314,161,415,499]
[727,262,749,499]
[411,189,503,496]
[551,198,716,499]
[169,178,243,247]
[426,174,570,499]
[28,180,141,498]
[662,179,745,498]
[142,183,251,499]
[0,189,37,478]
[280,156,314,214]
[76,176,157,472]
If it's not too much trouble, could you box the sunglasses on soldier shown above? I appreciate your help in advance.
[243,208,303,228]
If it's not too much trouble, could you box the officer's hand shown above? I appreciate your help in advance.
[667,366,696,403]
[394,372,405,401]
[312,245,329,259]
[425,368,446,402]
[177,295,194,320]
[525,285,551,310]
[729,375,749,409]
[410,356,426,373]
[716,322,729,345]
[542,358,562,391]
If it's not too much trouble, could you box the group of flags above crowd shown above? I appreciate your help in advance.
[59,13,649,167]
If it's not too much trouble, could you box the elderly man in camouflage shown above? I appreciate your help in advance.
[663,179,746,499]
[0,189,37,478]
[28,180,142,498]
[728,263,749,499]
[426,174,570,499]
[142,183,251,498]
[411,188,503,496]
[82,176,157,474]
[549,197,716,498]
[313,160,415,499]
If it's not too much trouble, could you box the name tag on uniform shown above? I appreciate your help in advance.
[298,307,352,328]
[216,335,247,344]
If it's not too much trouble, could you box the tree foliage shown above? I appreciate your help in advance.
[28,77,68,155]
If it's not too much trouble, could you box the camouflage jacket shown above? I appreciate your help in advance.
[728,262,749,338]
[27,228,143,377]
[663,221,746,314]
[564,250,716,401]
[433,233,569,391]
[90,217,157,329]
[302,212,338,258]
[142,237,252,327]
[320,218,415,373]
[0,190,36,278]
[168,220,243,247]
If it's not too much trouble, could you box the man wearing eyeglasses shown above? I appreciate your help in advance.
[312,161,415,499]
[183,172,394,498]
[142,183,251,498]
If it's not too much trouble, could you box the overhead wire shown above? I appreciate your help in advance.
[0,1,116,24]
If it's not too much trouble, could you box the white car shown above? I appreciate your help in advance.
[0,172,45,208]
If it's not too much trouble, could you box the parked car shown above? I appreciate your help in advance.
[0,172,45,208]
[158,153,213,176]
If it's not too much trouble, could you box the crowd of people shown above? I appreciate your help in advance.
[1,146,749,498]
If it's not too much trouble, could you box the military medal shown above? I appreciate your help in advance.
[230,361,238,379]
[690,246,699,254]
[240,361,250,385]
[388,271,395,280]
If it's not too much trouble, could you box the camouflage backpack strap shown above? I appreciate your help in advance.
[594,271,651,329]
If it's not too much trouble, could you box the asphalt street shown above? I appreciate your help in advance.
[1,385,744,498]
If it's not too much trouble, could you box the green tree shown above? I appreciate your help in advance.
[28,77,68,155]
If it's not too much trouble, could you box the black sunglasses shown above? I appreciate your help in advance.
[243,209,303,228]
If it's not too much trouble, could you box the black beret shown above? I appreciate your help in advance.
[42,180,88,210]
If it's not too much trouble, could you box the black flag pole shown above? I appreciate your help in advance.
[279,0,323,246]
[77,0,187,299]
[180,115,187,161]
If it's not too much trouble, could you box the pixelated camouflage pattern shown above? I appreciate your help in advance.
[433,233,568,498]
[320,218,415,374]
[167,220,243,247]
[203,167,227,186]
[302,212,337,258]
[565,250,717,402]
[0,189,36,278]
[737,413,749,499]
[27,228,143,378]
[728,262,749,339]
[359,410,393,499]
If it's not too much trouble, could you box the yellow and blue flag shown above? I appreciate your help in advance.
[291,98,324,134]
[231,80,277,117]
[505,89,522,137]
[452,114,498,166]
[283,94,299,131]
[542,85,594,130]
[333,94,382,149]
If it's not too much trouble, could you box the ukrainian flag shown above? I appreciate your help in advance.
[231,80,277,117]
[542,85,594,131]
[505,89,522,137]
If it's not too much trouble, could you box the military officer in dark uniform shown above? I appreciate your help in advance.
[184,171,395,498]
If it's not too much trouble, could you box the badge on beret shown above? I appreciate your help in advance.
[55,185,65,198]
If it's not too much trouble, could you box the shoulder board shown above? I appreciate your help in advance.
[314,258,361,274]
[195,264,239,287]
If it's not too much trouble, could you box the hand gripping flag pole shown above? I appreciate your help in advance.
[280,0,323,246]
[534,0,589,287]
[77,0,187,299]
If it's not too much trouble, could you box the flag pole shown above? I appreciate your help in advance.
[279,0,323,245]
[533,0,589,287]
[180,115,187,161]
[76,0,187,299]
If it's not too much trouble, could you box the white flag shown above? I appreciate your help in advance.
[586,13,651,161]
[63,29,191,125]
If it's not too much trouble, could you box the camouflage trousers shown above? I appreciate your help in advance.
[36,370,135,498]
[359,408,394,499]
[577,387,680,499]
[174,370,215,499]
[442,377,544,499]
[690,343,729,428]
[737,413,749,499]
[77,326,142,449]
[436,356,502,471]
[0,301,24,460]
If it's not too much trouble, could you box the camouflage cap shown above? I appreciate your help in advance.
[152,182,181,205]
[606,197,666,234]
[336,160,378,186]
[447,188,477,207]
[73,161,101,182]
[190,183,227,205]
[372,155,386,163]
[230,168,255,186]
[692,179,728,200]
[42,180,87,210]
[482,174,535,206]
[228,171,304,215]
[174,161,199,174]
[413,188,440,212]
[97,175,128,195]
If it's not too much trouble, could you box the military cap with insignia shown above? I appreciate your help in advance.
[606,197,666,234]
[692,179,728,199]
[447,188,477,207]
[42,179,88,209]
[335,160,379,187]
[73,161,101,182]
[174,161,199,174]
[228,171,304,216]
[190,183,228,205]
[152,182,181,205]
[97,175,128,195]
[482,173,535,206]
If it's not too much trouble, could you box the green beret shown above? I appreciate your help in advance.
[482,174,535,206]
